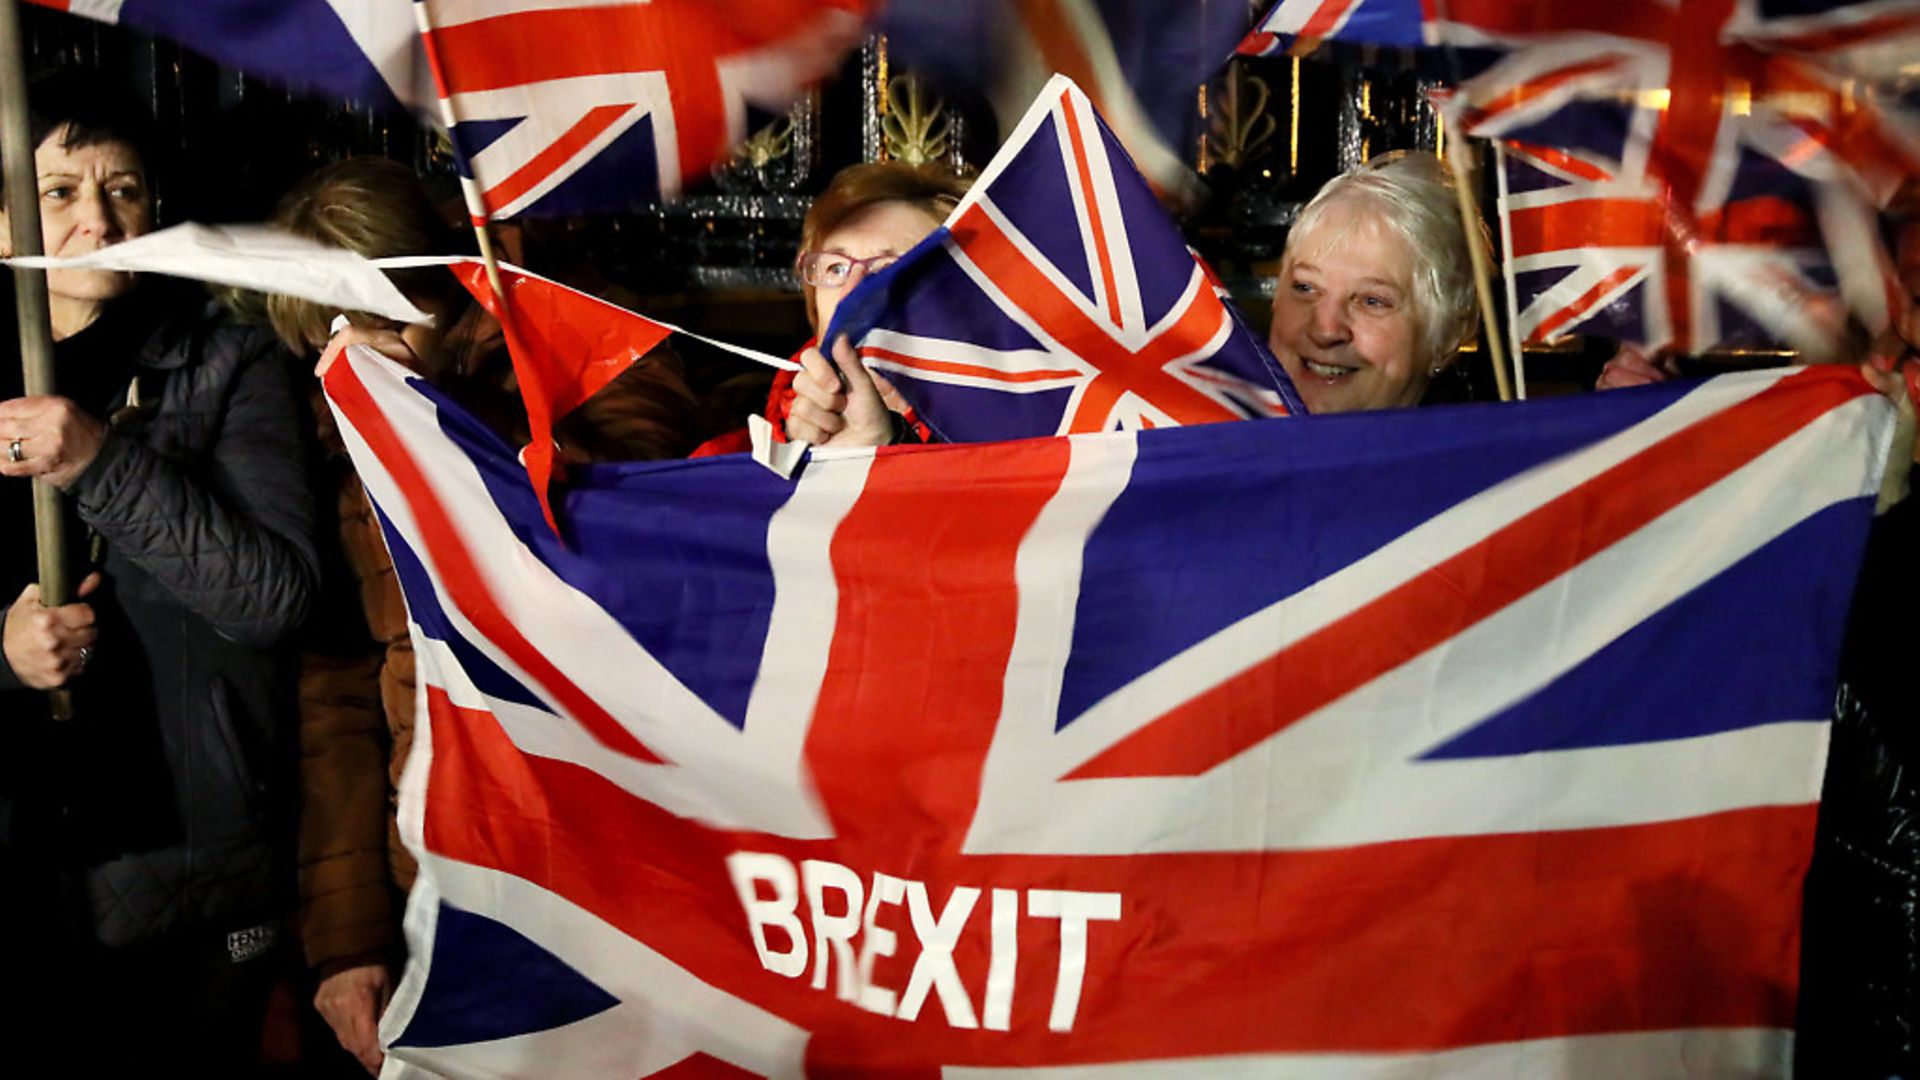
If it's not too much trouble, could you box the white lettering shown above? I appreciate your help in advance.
[801,859,865,1000]
[726,852,807,978]
[1028,889,1122,1033]
[725,853,1125,1035]
[855,872,908,1016]
[896,882,980,1027]
[983,887,1019,1031]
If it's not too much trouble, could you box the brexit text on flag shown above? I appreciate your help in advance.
[324,332,1897,1075]
[826,75,1301,442]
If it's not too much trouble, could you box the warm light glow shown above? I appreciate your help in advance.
[1360,78,1372,161]
[1289,56,1300,175]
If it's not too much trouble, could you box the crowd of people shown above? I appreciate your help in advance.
[0,68,1915,1076]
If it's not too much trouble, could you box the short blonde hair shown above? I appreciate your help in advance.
[266,157,457,353]
[1285,151,1487,365]
[798,161,971,331]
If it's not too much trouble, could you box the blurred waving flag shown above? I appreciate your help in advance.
[22,0,433,107]
[324,326,1896,1075]
[26,0,871,215]
[1441,0,1920,353]
[879,0,1256,199]
[1239,0,1422,57]
[827,75,1300,441]
[412,0,870,218]
[1242,0,1920,354]
[1497,138,1855,353]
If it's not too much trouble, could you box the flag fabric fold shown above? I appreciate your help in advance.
[325,320,1896,1075]
[825,74,1301,442]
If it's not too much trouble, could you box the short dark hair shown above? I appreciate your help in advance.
[2,69,156,198]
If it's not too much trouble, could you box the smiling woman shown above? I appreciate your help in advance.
[1268,152,1486,415]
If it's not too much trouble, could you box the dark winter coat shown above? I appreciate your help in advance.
[0,283,318,949]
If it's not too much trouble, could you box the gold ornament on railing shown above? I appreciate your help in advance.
[1206,68,1277,171]
[882,74,950,166]
[736,116,795,169]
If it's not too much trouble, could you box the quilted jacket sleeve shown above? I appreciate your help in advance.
[297,648,398,972]
[68,333,319,647]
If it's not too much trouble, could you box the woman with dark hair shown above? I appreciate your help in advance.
[0,74,318,1063]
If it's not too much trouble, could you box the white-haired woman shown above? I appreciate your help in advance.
[1268,151,1484,414]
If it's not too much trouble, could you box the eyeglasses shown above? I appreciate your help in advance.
[796,250,901,288]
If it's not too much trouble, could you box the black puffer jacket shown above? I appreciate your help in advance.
[0,284,318,948]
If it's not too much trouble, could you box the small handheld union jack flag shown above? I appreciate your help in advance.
[827,75,1302,442]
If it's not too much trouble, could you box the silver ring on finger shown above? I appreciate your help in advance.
[76,645,92,670]
[6,438,21,463]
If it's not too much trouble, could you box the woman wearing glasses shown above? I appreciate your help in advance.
[780,162,970,448]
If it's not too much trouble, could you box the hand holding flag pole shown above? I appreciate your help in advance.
[0,0,73,721]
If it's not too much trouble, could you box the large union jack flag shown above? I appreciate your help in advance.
[324,327,1895,1074]
[830,76,1300,442]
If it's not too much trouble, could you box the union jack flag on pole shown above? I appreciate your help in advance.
[1244,0,1920,353]
[1496,138,1856,353]
[829,75,1301,441]
[25,0,870,215]
[324,321,1897,1074]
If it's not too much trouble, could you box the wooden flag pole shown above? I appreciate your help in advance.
[1439,111,1514,403]
[412,0,573,534]
[0,0,74,720]
[1490,139,1529,400]
[409,1,510,305]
